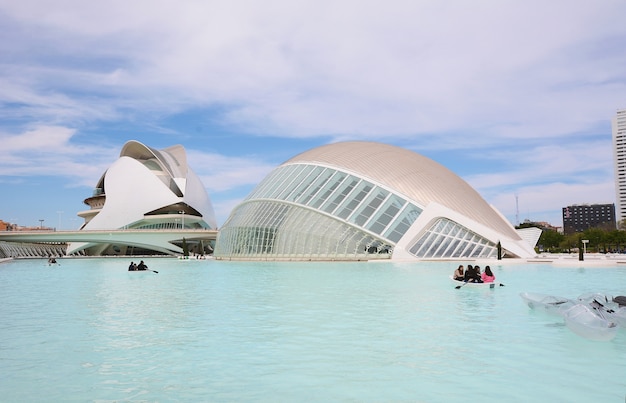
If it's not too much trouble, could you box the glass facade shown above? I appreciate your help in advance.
[407,218,497,259]
[215,164,423,260]
[213,140,538,260]
[216,163,500,260]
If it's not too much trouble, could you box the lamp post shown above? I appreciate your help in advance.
[39,219,44,229]
[582,239,589,254]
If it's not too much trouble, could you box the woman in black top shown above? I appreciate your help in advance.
[473,265,483,282]
[464,265,475,282]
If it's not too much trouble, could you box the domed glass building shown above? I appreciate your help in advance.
[215,141,537,261]
[67,140,217,256]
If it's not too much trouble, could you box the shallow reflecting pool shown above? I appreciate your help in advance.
[1,258,625,401]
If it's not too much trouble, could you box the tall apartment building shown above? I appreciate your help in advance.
[612,108,626,224]
[562,203,616,235]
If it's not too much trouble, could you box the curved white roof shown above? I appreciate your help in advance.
[68,140,217,255]
[285,141,520,240]
[120,140,188,179]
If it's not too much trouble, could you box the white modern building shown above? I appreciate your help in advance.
[67,140,217,256]
[613,108,626,224]
[214,141,538,261]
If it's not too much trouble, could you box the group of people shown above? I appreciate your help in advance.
[453,264,495,283]
[128,260,148,271]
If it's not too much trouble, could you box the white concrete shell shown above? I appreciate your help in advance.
[215,141,537,261]
[67,140,216,255]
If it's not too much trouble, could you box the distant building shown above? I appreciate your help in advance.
[612,108,626,223]
[562,204,616,235]
[0,220,50,231]
[535,221,562,233]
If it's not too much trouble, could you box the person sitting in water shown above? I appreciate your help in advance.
[453,265,465,281]
[473,265,484,283]
[481,266,495,283]
[136,261,148,271]
[128,261,137,271]
[464,265,476,282]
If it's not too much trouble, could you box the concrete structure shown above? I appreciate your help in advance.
[613,108,626,224]
[0,229,217,258]
[0,239,66,258]
[215,141,538,261]
[562,203,616,235]
[66,140,217,256]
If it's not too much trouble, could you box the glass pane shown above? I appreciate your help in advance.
[433,235,452,257]
[336,182,373,220]
[309,171,346,209]
[384,203,422,243]
[321,177,360,214]
[297,168,334,205]
[284,166,323,202]
[350,188,388,227]
[424,233,444,257]
[444,238,461,257]
[260,165,290,199]
[421,232,438,257]
[274,164,308,200]
[366,194,405,234]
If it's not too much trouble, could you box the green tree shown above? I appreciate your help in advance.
[516,222,542,229]
[538,229,564,252]
[198,240,205,256]
[581,228,606,253]
[560,233,581,253]
[182,237,189,257]
[606,230,626,253]
[605,230,617,252]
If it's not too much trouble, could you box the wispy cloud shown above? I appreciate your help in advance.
[186,150,276,193]
[3,1,624,137]
[0,0,625,226]
[0,126,116,186]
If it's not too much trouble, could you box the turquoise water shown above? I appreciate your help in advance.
[1,258,625,402]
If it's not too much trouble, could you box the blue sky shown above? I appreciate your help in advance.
[1,1,625,230]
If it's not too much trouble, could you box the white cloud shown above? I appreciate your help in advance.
[186,150,276,193]
[2,1,625,140]
[3,126,76,151]
[468,140,613,189]
[1,0,626,227]
[467,139,615,226]
[0,126,117,186]
[490,181,615,227]
[212,197,245,227]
